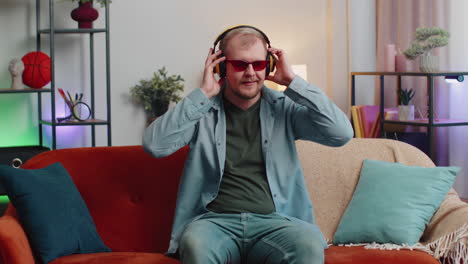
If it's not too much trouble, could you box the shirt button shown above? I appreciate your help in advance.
[273,194,277,198]
[201,102,205,105]
[264,140,268,144]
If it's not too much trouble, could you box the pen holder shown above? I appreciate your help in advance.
[65,103,81,121]
[57,101,91,122]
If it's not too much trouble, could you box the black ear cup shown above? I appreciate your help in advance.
[219,60,227,77]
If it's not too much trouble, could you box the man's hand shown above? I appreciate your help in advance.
[200,48,226,99]
[266,48,296,87]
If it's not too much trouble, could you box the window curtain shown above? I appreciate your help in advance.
[376,0,467,198]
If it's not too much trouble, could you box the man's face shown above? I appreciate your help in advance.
[224,35,267,101]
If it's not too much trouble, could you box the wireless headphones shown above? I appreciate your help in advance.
[213,25,276,78]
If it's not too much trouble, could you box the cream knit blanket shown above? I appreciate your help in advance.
[296,138,468,264]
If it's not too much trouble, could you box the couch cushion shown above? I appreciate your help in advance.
[296,138,436,242]
[50,252,180,264]
[333,159,458,245]
[0,163,111,264]
[325,246,438,264]
[21,145,189,253]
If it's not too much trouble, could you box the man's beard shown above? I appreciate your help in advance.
[230,81,262,100]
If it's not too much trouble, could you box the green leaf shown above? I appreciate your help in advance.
[130,67,185,116]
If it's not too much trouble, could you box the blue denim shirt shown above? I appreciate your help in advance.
[143,76,353,254]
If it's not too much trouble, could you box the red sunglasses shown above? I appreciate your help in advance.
[226,60,269,72]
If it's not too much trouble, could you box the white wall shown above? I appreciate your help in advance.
[110,0,330,146]
[0,0,373,148]
[349,0,376,105]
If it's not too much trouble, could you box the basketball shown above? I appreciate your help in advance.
[21,51,51,89]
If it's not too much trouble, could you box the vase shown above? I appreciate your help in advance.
[398,105,415,121]
[151,100,169,118]
[71,1,99,29]
[395,55,408,72]
[419,55,439,73]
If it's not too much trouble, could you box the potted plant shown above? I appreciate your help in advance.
[398,88,415,121]
[130,67,184,123]
[403,27,449,72]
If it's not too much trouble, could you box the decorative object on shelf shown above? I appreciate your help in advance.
[59,101,92,122]
[61,0,110,7]
[419,55,439,73]
[70,0,99,29]
[57,88,91,122]
[395,48,407,72]
[130,67,184,121]
[384,44,396,72]
[60,0,110,28]
[8,58,24,90]
[21,51,51,89]
[403,27,449,73]
[398,88,415,121]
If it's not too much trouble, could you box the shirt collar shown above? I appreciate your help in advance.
[210,82,285,110]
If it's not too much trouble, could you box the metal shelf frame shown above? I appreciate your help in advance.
[351,71,468,163]
[36,0,112,149]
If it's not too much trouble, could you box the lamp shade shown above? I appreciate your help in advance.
[267,64,308,91]
[291,64,308,81]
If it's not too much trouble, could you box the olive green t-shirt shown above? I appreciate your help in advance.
[207,97,275,214]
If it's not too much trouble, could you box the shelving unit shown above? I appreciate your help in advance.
[0,0,112,211]
[351,71,468,163]
[36,0,112,149]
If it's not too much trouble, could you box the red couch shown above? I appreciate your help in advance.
[0,139,464,263]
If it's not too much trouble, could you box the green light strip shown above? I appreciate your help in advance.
[0,196,10,203]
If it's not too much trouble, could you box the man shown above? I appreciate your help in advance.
[143,25,353,263]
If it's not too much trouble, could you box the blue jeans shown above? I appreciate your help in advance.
[178,212,327,264]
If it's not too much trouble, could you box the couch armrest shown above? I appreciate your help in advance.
[0,215,35,264]
[421,189,468,261]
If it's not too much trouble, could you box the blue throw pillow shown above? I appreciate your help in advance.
[333,159,459,245]
[0,163,111,263]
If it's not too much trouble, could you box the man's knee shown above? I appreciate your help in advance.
[179,220,240,264]
[293,235,325,263]
[179,222,211,255]
[278,223,326,263]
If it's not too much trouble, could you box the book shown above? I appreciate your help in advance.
[359,105,380,138]
[371,112,381,138]
[351,105,363,138]
[351,105,405,138]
